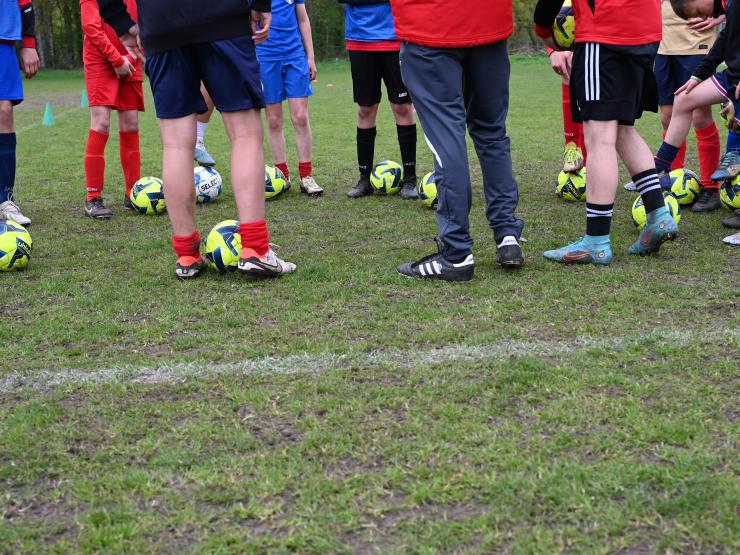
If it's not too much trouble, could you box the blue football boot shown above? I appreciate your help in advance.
[543,235,612,265]
[628,206,678,255]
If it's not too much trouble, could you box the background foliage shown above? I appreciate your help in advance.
[33,0,541,68]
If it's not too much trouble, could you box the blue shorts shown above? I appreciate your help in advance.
[709,70,740,126]
[0,44,23,105]
[145,36,264,119]
[259,56,313,105]
[653,54,704,105]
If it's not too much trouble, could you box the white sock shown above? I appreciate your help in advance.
[196,121,208,148]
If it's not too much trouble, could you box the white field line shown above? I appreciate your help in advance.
[15,107,77,134]
[2,329,736,395]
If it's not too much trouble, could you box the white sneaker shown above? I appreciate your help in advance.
[723,232,740,246]
[238,248,297,277]
[300,175,324,196]
[0,200,31,226]
[623,181,637,192]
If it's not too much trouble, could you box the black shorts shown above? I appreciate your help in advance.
[570,42,659,126]
[348,50,411,107]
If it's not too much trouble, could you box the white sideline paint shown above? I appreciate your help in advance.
[1,329,731,395]
[15,108,76,134]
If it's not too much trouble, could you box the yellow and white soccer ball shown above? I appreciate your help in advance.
[417,172,438,209]
[370,160,403,195]
[203,219,241,274]
[130,176,166,215]
[631,191,681,231]
[555,167,587,201]
[0,219,32,271]
[265,165,288,200]
[668,168,700,205]
[552,1,575,50]
[194,166,223,203]
[720,175,740,211]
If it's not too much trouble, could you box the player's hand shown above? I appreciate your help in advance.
[120,24,144,61]
[252,11,271,45]
[687,15,725,32]
[549,50,572,81]
[19,48,39,78]
[115,57,134,79]
[720,102,738,132]
[675,78,700,96]
[308,57,317,81]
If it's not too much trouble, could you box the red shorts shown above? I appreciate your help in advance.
[85,64,144,111]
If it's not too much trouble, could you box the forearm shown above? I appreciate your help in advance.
[297,10,315,61]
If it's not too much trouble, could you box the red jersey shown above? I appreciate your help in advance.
[534,0,662,46]
[81,0,142,80]
[389,0,513,48]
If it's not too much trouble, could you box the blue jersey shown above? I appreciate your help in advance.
[344,2,396,43]
[256,0,306,62]
[0,0,21,42]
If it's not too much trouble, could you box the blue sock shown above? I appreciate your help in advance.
[654,142,681,174]
[0,133,16,203]
[727,130,740,154]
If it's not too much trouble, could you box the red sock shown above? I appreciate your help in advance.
[84,130,108,202]
[119,130,140,199]
[695,123,721,189]
[275,162,290,180]
[298,161,312,179]
[172,231,201,259]
[239,220,270,257]
[663,132,687,170]
[562,83,578,145]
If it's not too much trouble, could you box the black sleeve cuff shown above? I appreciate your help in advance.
[97,0,136,37]
[252,0,272,12]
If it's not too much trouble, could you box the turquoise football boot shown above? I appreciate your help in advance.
[543,235,612,265]
[628,206,678,255]
[194,146,216,167]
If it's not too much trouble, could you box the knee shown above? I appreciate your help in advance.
[290,109,309,130]
[357,105,377,121]
[0,102,13,131]
[118,115,139,133]
[659,110,672,130]
[391,103,413,120]
[672,93,696,115]
[692,107,714,129]
[91,120,111,134]
[266,113,283,132]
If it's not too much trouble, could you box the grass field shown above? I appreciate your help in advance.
[1,57,738,553]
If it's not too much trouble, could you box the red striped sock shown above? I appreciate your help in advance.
[695,123,720,189]
[276,162,289,180]
[119,130,140,199]
[84,130,108,202]
[172,231,201,258]
[239,220,270,257]
[298,161,312,179]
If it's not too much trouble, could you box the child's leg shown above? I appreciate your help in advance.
[617,125,665,213]
[159,115,198,237]
[390,102,417,182]
[265,103,288,177]
[0,101,15,204]
[222,109,265,225]
[85,106,112,201]
[562,81,587,161]
[196,84,215,146]
[288,97,312,176]
[583,120,618,236]
[659,105,687,170]
[118,110,140,199]
[692,105,720,190]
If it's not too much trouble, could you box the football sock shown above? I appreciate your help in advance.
[172,231,200,259]
[196,121,208,148]
[561,84,586,161]
[586,202,613,236]
[357,126,376,176]
[695,123,720,189]
[119,130,140,199]
[663,132,687,170]
[655,142,681,174]
[276,162,290,180]
[239,220,270,257]
[727,130,740,153]
[0,133,16,203]
[632,169,664,213]
[84,129,109,202]
[396,123,417,179]
[298,161,312,179]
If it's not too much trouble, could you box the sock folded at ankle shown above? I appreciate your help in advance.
[172,231,201,259]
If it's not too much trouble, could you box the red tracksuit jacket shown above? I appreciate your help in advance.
[81,0,142,80]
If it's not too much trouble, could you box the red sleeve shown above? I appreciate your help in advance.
[18,0,36,49]
[81,0,125,67]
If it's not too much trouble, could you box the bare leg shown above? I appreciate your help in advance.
[89,106,112,134]
[616,125,655,176]
[390,102,414,125]
[288,97,312,163]
[0,101,14,133]
[665,80,725,146]
[159,115,197,236]
[265,103,286,164]
[583,120,619,204]
[357,103,379,129]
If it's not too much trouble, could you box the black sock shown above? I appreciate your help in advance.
[396,123,417,179]
[632,169,664,213]
[357,127,376,176]
[586,202,614,236]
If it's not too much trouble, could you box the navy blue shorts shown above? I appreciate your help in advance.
[145,36,264,119]
[653,54,704,105]
[709,70,740,126]
[0,44,23,105]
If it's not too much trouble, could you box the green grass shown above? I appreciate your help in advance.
[0,57,738,553]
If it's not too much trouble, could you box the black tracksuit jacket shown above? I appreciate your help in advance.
[693,0,739,86]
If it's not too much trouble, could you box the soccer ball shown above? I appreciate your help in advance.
[720,175,740,211]
[265,165,288,200]
[370,160,403,195]
[417,172,438,209]
[631,191,681,231]
[555,167,587,201]
[203,219,241,274]
[130,176,166,215]
[668,168,700,205]
[552,3,575,50]
[194,166,222,203]
[0,219,32,271]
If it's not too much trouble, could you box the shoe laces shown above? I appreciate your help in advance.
[1,200,21,214]
[412,238,446,267]
[89,197,105,208]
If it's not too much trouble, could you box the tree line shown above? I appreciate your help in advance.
[33,0,541,69]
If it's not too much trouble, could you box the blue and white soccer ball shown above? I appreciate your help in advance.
[194,166,223,203]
